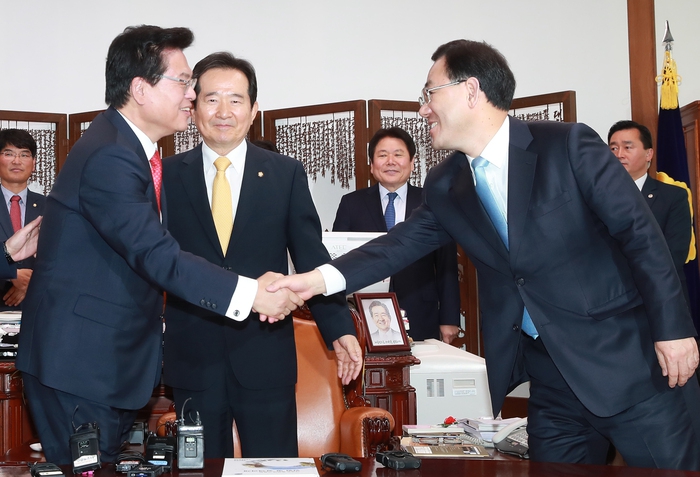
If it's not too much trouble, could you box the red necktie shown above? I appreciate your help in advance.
[150,150,162,212]
[9,195,21,232]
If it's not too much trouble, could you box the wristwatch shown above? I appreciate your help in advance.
[3,241,16,265]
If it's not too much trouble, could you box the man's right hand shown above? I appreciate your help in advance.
[266,269,327,301]
[253,271,304,323]
[5,216,42,262]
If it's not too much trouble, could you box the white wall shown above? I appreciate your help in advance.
[1,0,698,227]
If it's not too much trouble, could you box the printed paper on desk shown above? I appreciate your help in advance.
[222,458,318,477]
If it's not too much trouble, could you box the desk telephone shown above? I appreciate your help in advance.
[492,417,528,458]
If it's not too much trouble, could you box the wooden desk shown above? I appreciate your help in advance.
[2,457,698,477]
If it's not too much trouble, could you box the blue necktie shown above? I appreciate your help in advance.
[385,192,398,230]
[473,156,538,338]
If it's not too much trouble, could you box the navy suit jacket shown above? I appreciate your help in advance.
[0,189,45,310]
[161,142,355,392]
[329,117,694,417]
[641,177,692,305]
[333,183,460,340]
[17,107,240,410]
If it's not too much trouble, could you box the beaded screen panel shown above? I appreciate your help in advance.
[173,122,203,154]
[274,113,356,189]
[0,118,63,195]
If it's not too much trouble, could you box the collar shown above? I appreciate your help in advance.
[378,181,408,202]
[202,140,248,175]
[1,185,28,204]
[117,110,157,159]
[634,173,648,191]
[467,116,510,170]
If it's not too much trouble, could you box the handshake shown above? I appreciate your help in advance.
[252,269,328,323]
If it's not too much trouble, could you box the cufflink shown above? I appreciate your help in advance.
[233,310,240,317]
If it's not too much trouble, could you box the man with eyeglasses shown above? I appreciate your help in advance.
[0,129,44,309]
[16,26,305,465]
[270,39,700,470]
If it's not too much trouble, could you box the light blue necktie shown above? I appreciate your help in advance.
[473,156,538,338]
[385,192,398,230]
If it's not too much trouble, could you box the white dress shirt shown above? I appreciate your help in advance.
[379,182,409,224]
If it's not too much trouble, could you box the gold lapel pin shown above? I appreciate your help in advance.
[647,193,654,199]
[258,171,264,177]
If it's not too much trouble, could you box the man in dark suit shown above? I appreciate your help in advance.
[270,40,700,470]
[0,129,45,309]
[16,26,308,465]
[162,52,361,459]
[333,127,460,342]
[608,120,692,306]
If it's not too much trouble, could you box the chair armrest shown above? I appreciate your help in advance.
[339,407,395,457]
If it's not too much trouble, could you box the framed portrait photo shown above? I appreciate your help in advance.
[354,292,410,353]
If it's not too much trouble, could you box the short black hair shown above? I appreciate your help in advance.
[607,120,653,149]
[368,127,416,163]
[431,40,516,111]
[0,129,37,157]
[192,52,258,106]
[105,25,194,108]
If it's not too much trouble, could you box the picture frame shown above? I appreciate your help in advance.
[354,292,410,353]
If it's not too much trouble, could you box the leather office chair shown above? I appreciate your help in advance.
[157,306,394,458]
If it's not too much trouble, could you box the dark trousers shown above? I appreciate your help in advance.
[522,335,700,470]
[172,358,297,459]
[21,373,138,465]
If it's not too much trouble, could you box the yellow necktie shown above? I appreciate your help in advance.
[212,156,233,254]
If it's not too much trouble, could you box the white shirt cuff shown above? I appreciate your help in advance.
[225,275,257,321]
[317,264,346,296]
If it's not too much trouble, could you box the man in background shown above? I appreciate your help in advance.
[270,39,700,470]
[17,26,303,465]
[162,52,361,459]
[608,120,692,306]
[333,127,460,343]
[0,129,44,309]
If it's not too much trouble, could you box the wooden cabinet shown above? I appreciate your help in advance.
[681,101,700,255]
[362,352,419,436]
[0,362,34,456]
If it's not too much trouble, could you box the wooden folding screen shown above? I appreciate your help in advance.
[0,110,67,195]
[262,100,368,190]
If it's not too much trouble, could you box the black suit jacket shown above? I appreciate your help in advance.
[333,183,460,340]
[17,107,240,410]
[328,117,694,418]
[162,142,354,392]
[641,177,692,305]
[0,189,45,310]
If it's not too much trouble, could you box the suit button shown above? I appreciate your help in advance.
[206,301,212,308]
[516,278,525,286]
[513,324,521,331]
[200,299,206,306]
[212,303,217,310]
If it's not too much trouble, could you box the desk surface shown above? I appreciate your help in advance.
[2,457,700,477]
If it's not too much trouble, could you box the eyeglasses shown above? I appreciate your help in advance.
[159,74,197,90]
[419,79,467,106]
[1,150,33,160]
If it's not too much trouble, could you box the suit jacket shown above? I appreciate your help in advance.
[0,189,45,310]
[641,177,692,305]
[161,142,355,392]
[17,107,240,410]
[330,117,694,418]
[333,183,460,340]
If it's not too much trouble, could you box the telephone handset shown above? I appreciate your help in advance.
[492,417,528,459]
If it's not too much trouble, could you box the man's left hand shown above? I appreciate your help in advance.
[332,334,363,385]
[655,337,699,387]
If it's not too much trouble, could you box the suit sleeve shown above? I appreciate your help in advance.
[660,186,693,272]
[285,161,356,347]
[566,123,694,341]
[0,257,16,280]
[434,240,461,326]
[79,142,238,313]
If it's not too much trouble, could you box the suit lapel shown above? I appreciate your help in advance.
[449,152,509,261]
[641,177,658,208]
[179,146,222,255]
[227,144,267,252]
[405,184,422,216]
[364,185,387,231]
[0,197,12,239]
[25,192,42,222]
[507,119,538,264]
